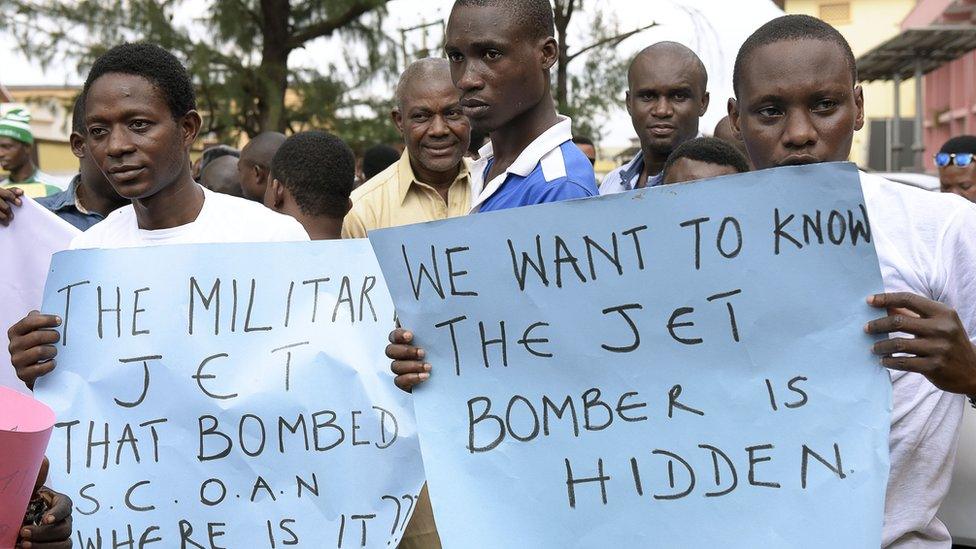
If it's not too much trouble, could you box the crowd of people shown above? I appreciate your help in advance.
[2,0,976,547]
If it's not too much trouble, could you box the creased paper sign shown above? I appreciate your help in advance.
[0,385,56,547]
[34,240,425,548]
[368,162,891,548]
[0,196,79,394]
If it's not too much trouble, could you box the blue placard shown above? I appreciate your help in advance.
[34,240,425,548]
[368,162,892,548]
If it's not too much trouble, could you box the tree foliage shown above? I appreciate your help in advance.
[0,0,400,146]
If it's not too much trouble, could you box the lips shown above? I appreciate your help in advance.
[648,124,676,137]
[461,98,490,117]
[423,143,458,156]
[107,165,146,183]
[779,154,820,166]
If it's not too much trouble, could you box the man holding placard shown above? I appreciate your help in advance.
[8,43,308,389]
[381,13,976,549]
[726,15,976,547]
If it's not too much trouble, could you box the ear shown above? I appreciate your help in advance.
[267,178,286,210]
[391,107,405,136]
[540,37,559,71]
[180,110,203,149]
[727,98,742,140]
[69,132,85,159]
[700,91,710,116]
[853,85,865,132]
[625,90,633,117]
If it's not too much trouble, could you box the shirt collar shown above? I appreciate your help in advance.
[45,174,81,211]
[470,115,574,210]
[396,149,471,206]
[619,150,645,186]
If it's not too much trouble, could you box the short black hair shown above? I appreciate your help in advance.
[83,43,196,119]
[362,144,401,181]
[271,131,355,219]
[71,94,85,135]
[939,135,976,154]
[662,137,750,178]
[572,135,594,147]
[453,0,555,39]
[733,15,856,96]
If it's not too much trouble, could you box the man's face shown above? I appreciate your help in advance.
[626,51,709,157]
[85,72,200,200]
[0,137,31,174]
[445,4,553,134]
[663,158,740,185]
[939,163,976,203]
[730,39,863,170]
[394,75,471,176]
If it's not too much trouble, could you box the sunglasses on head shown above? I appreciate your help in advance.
[934,152,975,167]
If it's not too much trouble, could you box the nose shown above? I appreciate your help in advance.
[650,97,673,118]
[454,61,484,93]
[428,114,450,137]
[782,109,817,149]
[106,126,137,158]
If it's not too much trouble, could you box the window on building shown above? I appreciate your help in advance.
[819,2,852,25]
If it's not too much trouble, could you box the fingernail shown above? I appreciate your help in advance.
[417,349,425,359]
[418,373,430,381]
[404,331,413,342]
[55,316,62,326]
[20,528,30,538]
[866,295,876,305]
[863,323,870,333]
[423,363,432,372]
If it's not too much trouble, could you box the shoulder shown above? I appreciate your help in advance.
[206,191,309,241]
[69,205,135,249]
[350,163,400,204]
[861,172,973,225]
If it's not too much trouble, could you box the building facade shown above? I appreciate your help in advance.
[902,0,976,171]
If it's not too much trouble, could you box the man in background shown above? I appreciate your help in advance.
[661,136,750,184]
[601,42,708,194]
[0,108,62,198]
[361,143,402,183]
[343,58,471,239]
[265,131,355,240]
[36,95,129,230]
[238,131,286,201]
[200,153,244,197]
[935,135,976,203]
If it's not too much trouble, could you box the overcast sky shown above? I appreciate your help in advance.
[0,0,782,148]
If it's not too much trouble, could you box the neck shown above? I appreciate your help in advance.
[488,91,560,166]
[9,162,36,183]
[132,174,204,230]
[297,214,343,241]
[410,156,460,191]
[76,179,128,217]
[639,145,669,186]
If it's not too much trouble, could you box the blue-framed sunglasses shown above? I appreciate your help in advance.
[934,152,974,167]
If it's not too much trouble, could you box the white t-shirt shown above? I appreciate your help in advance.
[860,172,976,548]
[70,185,309,249]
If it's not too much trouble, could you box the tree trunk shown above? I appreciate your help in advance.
[256,0,292,134]
[553,0,572,113]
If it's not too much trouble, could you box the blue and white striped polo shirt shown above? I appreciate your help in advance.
[469,117,598,213]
